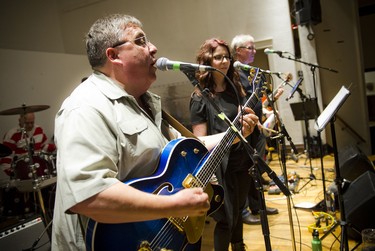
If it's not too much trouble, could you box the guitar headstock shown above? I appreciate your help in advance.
[282,72,293,82]
[250,68,265,98]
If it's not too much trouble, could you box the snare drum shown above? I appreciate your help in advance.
[13,155,51,180]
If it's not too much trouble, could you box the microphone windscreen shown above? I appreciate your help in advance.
[156,57,168,70]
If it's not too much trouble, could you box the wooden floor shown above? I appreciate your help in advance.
[200,152,362,251]
[1,152,370,250]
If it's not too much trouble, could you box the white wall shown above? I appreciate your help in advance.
[0,0,299,141]
[312,0,371,154]
[0,49,92,138]
[0,0,371,154]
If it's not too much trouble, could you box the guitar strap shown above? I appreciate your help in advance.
[161,110,197,139]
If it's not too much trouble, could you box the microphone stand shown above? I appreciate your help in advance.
[265,90,298,251]
[277,53,338,210]
[183,70,292,251]
[295,91,317,193]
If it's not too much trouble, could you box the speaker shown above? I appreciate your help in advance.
[343,171,375,240]
[339,145,374,182]
[0,215,50,251]
[294,0,322,26]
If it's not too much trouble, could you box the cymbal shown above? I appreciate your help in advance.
[0,143,12,157]
[0,104,50,115]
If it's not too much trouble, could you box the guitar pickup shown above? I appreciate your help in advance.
[182,174,203,188]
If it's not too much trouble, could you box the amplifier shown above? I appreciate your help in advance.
[0,215,50,251]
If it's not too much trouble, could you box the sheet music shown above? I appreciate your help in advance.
[314,86,351,132]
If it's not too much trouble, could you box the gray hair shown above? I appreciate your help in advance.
[230,34,254,55]
[85,14,142,68]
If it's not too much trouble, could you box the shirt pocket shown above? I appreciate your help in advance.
[118,117,148,136]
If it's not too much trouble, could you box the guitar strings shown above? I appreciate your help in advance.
[150,220,178,249]
[196,90,259,186]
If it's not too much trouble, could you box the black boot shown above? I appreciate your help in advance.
[231,242,246,251]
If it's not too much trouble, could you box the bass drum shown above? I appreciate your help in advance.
[0,185,34,216]
[13,155,52,180]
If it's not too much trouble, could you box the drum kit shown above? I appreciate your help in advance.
[0,104,56,226]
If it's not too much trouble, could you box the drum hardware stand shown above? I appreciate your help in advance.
[20,127,52,238]
[0,104,53,238]
[314,86,351,250]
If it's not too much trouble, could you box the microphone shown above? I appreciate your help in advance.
[156,57,216,72]
[264,48,286,55]
[233,61,282,75]
[233,61,258,71]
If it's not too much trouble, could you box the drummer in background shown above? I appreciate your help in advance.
[0,112,56,179]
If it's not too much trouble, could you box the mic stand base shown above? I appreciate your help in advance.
[295,173,317,193]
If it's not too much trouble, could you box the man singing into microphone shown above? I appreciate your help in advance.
[51,14,258,251]
[231,34,281,226]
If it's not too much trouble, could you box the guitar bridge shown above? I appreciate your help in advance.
[169,216,185,233]
[138,241,152,251]
[137,241,173,251]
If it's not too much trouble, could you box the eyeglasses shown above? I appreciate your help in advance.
[213,55,232,62]
[111,35,150,48]
[239,46,256,51]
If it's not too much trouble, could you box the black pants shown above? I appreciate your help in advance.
[213,168,251,250]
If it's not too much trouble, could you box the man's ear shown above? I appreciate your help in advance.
[106,47,120,62]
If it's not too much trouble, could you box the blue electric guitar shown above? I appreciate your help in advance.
[85,69,263,251]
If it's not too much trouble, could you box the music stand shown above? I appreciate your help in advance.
[290,98,320,192]
[314,86,351,251]
[290,98,319,122]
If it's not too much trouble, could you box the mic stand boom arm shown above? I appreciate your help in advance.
[278,53,337,112]
[277,54,338,74]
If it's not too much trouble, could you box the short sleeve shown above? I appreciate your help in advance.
[189,94,207,126]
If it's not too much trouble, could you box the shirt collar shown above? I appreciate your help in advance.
[90,71,162,120]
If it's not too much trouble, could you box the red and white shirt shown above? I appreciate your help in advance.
[0,125,55,176]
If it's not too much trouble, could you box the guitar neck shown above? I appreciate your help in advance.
[263,79,288,107]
